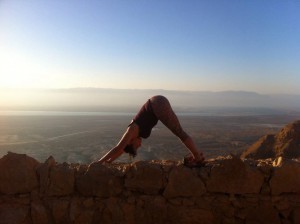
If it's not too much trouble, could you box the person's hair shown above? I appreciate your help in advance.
[124,144,137,158]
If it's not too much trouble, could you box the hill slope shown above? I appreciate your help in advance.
[241,120,300,159]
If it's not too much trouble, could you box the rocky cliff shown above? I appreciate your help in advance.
[241,120,300,159]
[1,152,300,224]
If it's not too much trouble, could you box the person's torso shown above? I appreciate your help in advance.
[133,99,158,138]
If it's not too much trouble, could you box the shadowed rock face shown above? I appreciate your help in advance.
[241,120,300,159]
[0,152,39,194]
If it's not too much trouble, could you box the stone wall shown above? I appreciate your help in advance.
[0,152,300,224]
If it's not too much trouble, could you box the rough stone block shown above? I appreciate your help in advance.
[0,152,39,194]
[168,206,215,224]
[31,200,49,224]
[245,204,281,224]
[0,202,30,224]
[163,166,205,198]
[206,157,264,194]
[125,161,164,194]
[47,163,75,196]
[134,196,168,224]
[51,198,70,223]
[293,208,300,224]
[37,156,56,195]
[76,163,123,197]
[270,160,300,195]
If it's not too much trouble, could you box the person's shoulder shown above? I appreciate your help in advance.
[127,122,139,133]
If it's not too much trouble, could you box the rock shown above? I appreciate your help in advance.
[293,208,300,224]
[195,197,213,210]
[135,196,168,224]
[0,202,31,224]
[206,156,264,194]
[125,161,164,195]
[274,198,290,211]
[74,209,94,224]
[168,206,215,224]
[76,163,123,197]
[275,120,300,158]
[83,198,94,208]
[245,204,281,224]
[37,156,56,195]
[52,199,70,223]
[121,202,135,224]
[212,196,235,218]
[47,162,75,196]
[270,160,300,195]
[241,134,276,159]
[31,199,50,224]
[68,197,95,224]
[94,198,124,224]
[163,166,205,198]
[69,197,82,222]
[0,152,39,194]
[3,152,300,223]
[242,120,300,159]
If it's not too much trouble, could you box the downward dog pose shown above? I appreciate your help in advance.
[98,95,205,165]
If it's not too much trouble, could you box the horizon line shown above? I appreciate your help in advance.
[2,87,299,96]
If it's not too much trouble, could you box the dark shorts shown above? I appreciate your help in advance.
[150,95,189,141]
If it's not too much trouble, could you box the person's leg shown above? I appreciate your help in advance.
[150,96,204,161]
[150,96,188,139]
[181,137,205,162]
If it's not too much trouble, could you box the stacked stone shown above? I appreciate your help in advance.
[0,152,300,224]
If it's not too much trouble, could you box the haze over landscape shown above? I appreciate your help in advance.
[1,88,300,112]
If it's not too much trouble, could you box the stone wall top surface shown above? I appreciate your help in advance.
[0,152,300,197]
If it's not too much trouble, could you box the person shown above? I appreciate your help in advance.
[98,95,205,165]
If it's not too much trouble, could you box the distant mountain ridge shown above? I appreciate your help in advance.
[1,88,300,111]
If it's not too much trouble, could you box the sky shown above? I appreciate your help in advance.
[0,0,300,94]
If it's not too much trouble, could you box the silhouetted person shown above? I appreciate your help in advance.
[98,95,205,165]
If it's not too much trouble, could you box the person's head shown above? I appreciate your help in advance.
[124,137,142,158]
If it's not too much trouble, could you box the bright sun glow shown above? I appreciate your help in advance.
[0,46,45,88]
[0,45,80,89]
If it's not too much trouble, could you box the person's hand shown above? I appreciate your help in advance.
[88,160,103,169]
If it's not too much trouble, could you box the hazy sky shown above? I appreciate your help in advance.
[0,0,300,94]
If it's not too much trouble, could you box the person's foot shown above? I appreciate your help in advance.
[196,151,205,162]
[183,154,205,168]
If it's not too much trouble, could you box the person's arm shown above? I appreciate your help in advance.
[98,125,138,163]
[98,145,123,164]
